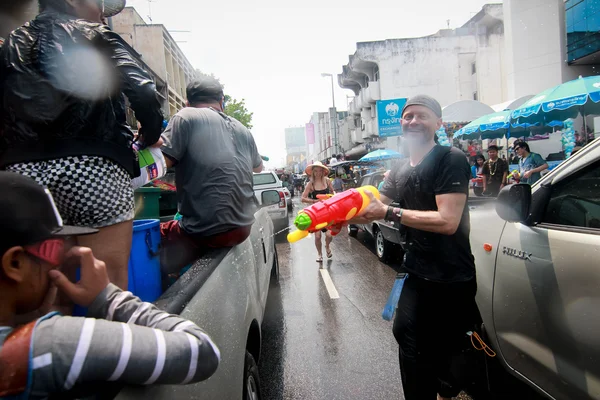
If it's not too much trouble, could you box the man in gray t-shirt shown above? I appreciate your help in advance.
[160,76,263,272]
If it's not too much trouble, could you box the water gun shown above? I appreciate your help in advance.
[287,185,380,243]
[316,194,334,200]
[261,155,270,161]
[507,170,520,182]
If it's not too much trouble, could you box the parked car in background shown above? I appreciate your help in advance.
[281,186,293,211]
[348,171,403,261]
[253,171,289,231]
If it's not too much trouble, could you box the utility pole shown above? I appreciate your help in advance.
[321,73,339,155]
[147,0,155,23]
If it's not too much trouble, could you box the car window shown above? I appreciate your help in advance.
[253,173,277,185]
[542,161,600,230]
[372,176,384,189]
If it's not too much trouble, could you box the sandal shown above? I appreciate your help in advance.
[326,248,333,259]
[316,255,323,263]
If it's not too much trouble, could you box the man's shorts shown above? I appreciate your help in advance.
[7,155,134,228]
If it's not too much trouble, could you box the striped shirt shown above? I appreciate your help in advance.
[0,284,220,399]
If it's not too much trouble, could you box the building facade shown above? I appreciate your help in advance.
[110,7,196,117]
[285,126,307,172]
[306,110,347,163]
[504,0,596,100]
[336,0,599,156]
[338,4,506,155]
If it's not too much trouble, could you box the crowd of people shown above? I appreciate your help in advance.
[469,141,549,197]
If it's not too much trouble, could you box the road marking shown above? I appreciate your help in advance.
[319,269,340,299]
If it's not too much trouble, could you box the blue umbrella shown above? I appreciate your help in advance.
[511,75,600,124]
[360,149,402,161]
[454,110,511,140]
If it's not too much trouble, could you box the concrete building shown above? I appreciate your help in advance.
[110,7,196,117]
[337,0,600,157]
[338,4,506,156]
[285,126,307,172]
[306,110,347,163]
[504,0,597,99]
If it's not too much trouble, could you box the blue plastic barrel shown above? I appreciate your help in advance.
[129,219,162,303]
[73,219,161,316]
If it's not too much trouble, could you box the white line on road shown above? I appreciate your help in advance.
[319,269,340,299]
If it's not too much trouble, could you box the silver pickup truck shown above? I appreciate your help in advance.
[70,193,281,400]
[469,138,600,400]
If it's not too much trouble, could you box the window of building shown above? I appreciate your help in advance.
[471,62,477,75]
[542,162,600,230]
[373,65,380,81]
[565,0,600,63]
[473,92,478,101]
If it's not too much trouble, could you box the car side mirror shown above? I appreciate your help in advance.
[495,184,532,223]
[261,190,280,207]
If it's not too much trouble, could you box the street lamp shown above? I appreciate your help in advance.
[321,73,338,155]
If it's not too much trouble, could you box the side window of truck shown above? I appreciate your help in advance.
[542,162,600,230]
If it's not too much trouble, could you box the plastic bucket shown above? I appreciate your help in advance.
[128,219,162,303]
[73,219,161,316]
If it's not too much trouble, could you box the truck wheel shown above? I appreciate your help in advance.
[348,225,358,237]
[243,350,261,400]
[375,227,390,261]
[271,246,279,282]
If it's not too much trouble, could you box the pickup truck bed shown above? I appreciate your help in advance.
[63,208,278,400]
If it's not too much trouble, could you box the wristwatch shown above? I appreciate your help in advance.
[385,206,404,223]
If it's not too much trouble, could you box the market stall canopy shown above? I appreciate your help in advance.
[329,160,383,169]
[360,149,403,162]
[511,75,600,124]
[454,110,511,140]
[442,100,495,123]
[490,95,534,112]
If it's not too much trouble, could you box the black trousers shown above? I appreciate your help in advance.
[392,274,478,399]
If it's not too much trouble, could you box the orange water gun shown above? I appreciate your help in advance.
[287,185,380,243]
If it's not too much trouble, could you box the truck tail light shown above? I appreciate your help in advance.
[279,191,286,208]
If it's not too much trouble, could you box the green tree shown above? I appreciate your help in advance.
[224,95,253,129]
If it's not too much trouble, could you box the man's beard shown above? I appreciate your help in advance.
[403,129,432,147]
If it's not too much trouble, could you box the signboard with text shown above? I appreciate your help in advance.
[376,98,407,138]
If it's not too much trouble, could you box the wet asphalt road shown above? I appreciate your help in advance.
[257,196,406,400]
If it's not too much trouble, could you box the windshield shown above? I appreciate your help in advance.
[253,173,277,185]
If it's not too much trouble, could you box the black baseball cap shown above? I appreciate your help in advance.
[186,76,224,104]
[0,172,97,250]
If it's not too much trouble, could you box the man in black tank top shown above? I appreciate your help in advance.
[350,95,478,400]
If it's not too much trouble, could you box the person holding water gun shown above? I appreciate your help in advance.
[511,140,548,185]
[346,95,479,400]
[300,162,336,263]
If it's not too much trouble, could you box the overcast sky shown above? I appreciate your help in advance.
[125,0,496,167]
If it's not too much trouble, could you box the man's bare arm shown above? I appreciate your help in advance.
[349,194,393,224]
[253,161,264,173]
[349,191,466,236]
[163,154,176,169]
[400,193,467,235]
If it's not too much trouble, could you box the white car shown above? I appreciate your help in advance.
[281,187,292,211]
[253,171,289,231]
